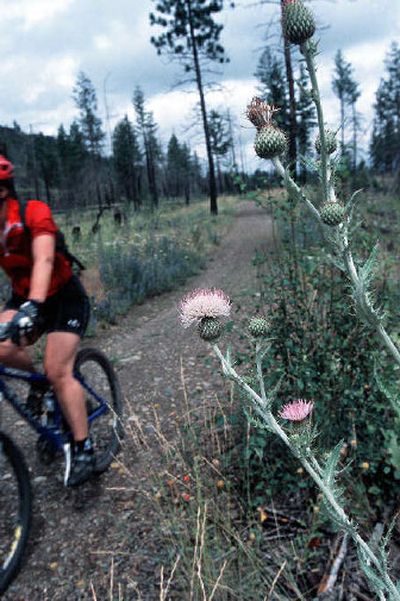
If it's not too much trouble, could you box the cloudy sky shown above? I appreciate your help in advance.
[1,0,399,170]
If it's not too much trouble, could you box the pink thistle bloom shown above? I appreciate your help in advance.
[279,399,314,422]
[179,288,231,328]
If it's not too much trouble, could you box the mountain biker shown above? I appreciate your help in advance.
[0,154,94,487]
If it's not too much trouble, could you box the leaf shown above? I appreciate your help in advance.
[323,440,344,487]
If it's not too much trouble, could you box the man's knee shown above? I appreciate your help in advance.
[44,362,73,387]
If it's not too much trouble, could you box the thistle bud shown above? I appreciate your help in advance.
[315,129,338,155]
[283,0,316,45]
[248,316,270,338]
[320,201,345,226]
[254,126,288,160]
[198,317,222,341]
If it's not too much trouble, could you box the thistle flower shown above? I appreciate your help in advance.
[246,98,287,159]
[179,288,231,328]
[280,399,314,422]
[246,97,281,130]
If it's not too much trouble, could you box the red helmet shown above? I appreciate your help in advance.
[0,155,14,180]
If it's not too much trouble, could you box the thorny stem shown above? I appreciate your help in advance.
[301,41,334,202]
[212,343,400,600]
[273,157,400,372]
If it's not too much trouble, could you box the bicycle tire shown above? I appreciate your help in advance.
[0,432,32,595]
[74,348,124,475]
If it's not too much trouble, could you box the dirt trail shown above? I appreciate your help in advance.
[3,201,273,601]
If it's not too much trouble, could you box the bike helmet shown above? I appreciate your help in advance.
[0,155,14,180]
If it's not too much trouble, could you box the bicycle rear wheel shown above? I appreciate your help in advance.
[74,348,124,474]
[0,432,32,595]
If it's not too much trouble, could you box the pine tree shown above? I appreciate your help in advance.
[72,71,105,157]
[370,42,400,176]
[150,0,229,215]
[34,133,59,205]
[112,115,142,210]
[332,50,353,152]
[132,86,160,209]
[254,47,290,131]
[208,109,232,193]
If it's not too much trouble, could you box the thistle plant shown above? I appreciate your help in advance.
[179,291,400,600]
[240,1,400,596]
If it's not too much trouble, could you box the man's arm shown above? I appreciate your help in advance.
[28,234,55,302]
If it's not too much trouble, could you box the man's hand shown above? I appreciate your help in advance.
[10,300,44,346]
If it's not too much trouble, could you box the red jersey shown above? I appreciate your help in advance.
[0,198,73,298]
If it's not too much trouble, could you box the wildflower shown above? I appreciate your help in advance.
[216,479,225,489]
[179,288,231,328]
[182,493,191,502]
[361,462,370,471]
[280,399,314,422]
[246,98,287,159]
[183,474,191,483]
[179,288,231,341]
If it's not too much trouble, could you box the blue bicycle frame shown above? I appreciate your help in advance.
[0,363,109,453]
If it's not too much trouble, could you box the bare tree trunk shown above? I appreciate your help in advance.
[281,0,297,178]
[352,102,357,172]
[186,0,218,215]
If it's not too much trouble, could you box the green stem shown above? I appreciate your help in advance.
[212,343,400,600]
[273,155,400,371]
[301,42,330,201]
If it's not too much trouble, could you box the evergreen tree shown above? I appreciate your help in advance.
[166,134,184,198]
[34,133,59,205]
[150,0,229,215]
[112,115,142,210]
[332,50,353,151]
[347,77,361,171]
[255,47,290,131]
[132,86,160,209]
[208,109,232,193]
[370,42,400,175]
[72,71,105,157]
[57,122,87,183]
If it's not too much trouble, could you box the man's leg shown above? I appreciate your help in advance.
[44,331,88,441]
[44,331,94,486]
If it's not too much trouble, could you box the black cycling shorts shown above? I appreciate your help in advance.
[4,276,90,338]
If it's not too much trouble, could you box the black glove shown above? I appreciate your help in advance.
[10,300,44,346]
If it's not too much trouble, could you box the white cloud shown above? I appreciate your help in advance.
[4,0,75,30]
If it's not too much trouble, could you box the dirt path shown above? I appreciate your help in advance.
[3,201,273,601]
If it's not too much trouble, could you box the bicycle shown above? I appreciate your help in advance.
[0,321,124,596]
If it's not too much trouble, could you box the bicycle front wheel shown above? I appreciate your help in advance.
[74,348,124,475]
[0,432,32,595]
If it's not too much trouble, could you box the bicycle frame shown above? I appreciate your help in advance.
[0,363,110,452]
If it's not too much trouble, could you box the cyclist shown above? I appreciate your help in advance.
[0,154,94,487]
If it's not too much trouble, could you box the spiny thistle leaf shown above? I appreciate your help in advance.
[244,407,273,433]
[323,440,344,487]
[374,365,400,418]
[352,244,384,326]
[357,547,386,595]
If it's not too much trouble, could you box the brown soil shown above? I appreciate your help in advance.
[2,201,273,600]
